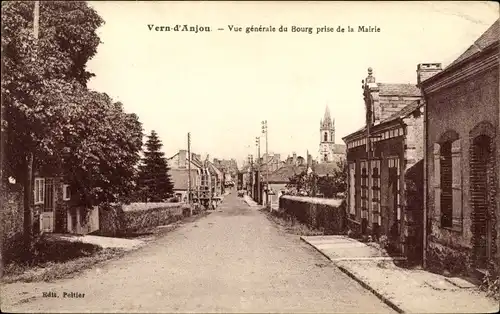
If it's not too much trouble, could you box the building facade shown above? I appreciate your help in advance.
[319,106,346,163]
[168,150,204,201]
[421,20,499,275]
[343,67,426,262]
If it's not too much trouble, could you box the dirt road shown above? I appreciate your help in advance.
[2,192,394,313]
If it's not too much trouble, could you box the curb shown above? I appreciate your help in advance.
[300,237,405,314]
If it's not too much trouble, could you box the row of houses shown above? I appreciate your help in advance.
[241,150,345,209]
[342,20,499,275]
[168,150,230,205]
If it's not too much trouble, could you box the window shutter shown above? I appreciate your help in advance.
[451,140,463,229]
[433,143,441,221]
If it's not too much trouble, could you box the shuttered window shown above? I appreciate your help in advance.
[440,142,453,227]
[371,160,381,225]
[434,138,462,230]
[361,161,368,219]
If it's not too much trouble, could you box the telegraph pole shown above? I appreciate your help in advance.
[255,136,261,204]
[262,120,269,208]
[187,132,192,215]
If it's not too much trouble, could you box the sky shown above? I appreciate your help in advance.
[86,1,499,168]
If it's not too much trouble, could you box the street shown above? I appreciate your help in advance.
[2,192,394,313]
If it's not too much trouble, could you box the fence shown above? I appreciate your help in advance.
[279,196,347,234]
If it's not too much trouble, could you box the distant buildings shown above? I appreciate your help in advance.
[168,150,204,202]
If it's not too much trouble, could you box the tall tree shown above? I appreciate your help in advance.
[2,2,143,250]
[137,131,174,202]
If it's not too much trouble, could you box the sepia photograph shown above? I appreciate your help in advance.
[1,1,499,313]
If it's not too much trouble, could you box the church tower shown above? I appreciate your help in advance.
[319,105,336,163]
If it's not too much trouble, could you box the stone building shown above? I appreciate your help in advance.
[342,66,426,262]
[319,106,346,163]
[421,19,499,275]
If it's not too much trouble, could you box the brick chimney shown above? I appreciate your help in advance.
[417,63,442,85]
[179,150,187,168]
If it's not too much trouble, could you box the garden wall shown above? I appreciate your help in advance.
[279,196,347,234]
[98,202,189,236]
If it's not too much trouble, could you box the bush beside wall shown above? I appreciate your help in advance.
[123,205,185,233]
[98,203,189,236]
[279,196,347,235]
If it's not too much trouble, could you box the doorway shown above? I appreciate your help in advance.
[388,167,399,249]
[40,178,55,233]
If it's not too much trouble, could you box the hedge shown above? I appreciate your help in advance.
[279,196,347,235]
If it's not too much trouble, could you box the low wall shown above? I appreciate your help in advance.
[98,203,189,236]
[279,196,347,235]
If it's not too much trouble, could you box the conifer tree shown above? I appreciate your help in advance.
[137,131,174,202]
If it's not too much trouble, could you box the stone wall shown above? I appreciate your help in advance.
[279,196,346,234]
[98,203,189,236]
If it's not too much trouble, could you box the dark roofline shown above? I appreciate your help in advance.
[420,39,499,88]
[342,102,422,142]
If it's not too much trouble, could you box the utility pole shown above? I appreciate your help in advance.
[187,132,192,215]
[24,1,40,252]
[262,120,269,208]
[255,136,261,204]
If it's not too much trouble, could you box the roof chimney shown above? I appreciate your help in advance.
[417,63,442,85]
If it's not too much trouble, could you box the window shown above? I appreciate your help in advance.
[349,163,356,215]
[34,178,45,204]
[324,154,328,162]
[440,141,453,228]
[371,160,381,225]
[63,184,71,201]
[324,132,328,142]
[360,162,368,220]
[433,131,462,230]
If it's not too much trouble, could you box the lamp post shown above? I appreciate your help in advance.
[262,120,269,208]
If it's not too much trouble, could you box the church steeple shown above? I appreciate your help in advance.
[320,105,332,129]
[319,104,336,163]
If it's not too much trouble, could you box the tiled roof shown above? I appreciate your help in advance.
[314,163,339,176]
[170,169,198,190]
[343,101,422,141]
[332,144,346,154]
[268,165,307,183]
[447,19,499,68]
[381,101,422,123]
[378,83,421,97]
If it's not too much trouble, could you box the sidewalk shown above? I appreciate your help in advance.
[301,235,499,313]
[243,195,263,209]
[50,234,146,251]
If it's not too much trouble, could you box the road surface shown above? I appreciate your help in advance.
[2,192,395,313]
